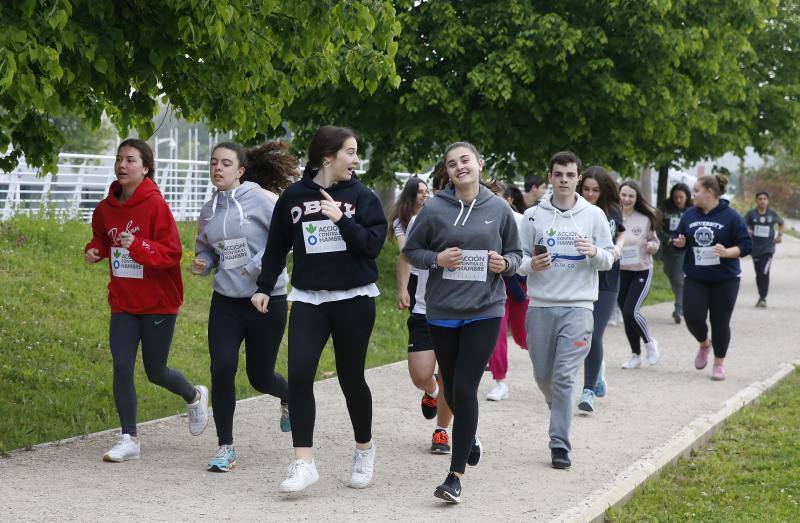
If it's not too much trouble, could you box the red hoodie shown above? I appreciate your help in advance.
[85,177,184,314]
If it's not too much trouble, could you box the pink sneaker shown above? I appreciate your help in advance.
[694,345,711,370]
[711,364,726,381]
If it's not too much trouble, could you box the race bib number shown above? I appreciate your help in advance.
[621,247,641,265]
[669,216,681,232]
[110,247,143,279]
[753,225,771,238]
[217,237,251,269]
[443,250,488,282]
[302,220,347,254]
[694,246,720,266]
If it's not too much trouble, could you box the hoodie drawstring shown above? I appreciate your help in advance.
[230,188,246,226]
[205,192,219,221]
[452,198,476,227]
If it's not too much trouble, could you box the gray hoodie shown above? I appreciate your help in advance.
[195,181,289,297]
[403,184,522,320]
[518,193,614,309]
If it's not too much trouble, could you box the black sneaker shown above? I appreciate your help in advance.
[420,391,438,420]
[466,437,482,466]
[672,310,682,324]
[434,472,461,503]
[551,448,571,469]
[430,429,451,454]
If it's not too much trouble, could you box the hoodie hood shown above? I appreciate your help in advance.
[433,184,496,226]
[107,177,161,208]
[300,167,359,192]
[205,181,260,225]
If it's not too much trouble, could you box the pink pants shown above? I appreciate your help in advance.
[488,292,529,380]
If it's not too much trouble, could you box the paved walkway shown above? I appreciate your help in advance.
[3,238,799,522]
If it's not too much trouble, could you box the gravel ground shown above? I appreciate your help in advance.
[3,237,798,522]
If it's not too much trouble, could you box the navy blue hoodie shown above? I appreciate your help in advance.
[256,170,387,294]
[675,200,752,282]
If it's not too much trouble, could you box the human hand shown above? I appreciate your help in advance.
[119,232,135,249]
[488,250,507,274]
[85,248,101,264]
[191,258,207,275]
[251,293,270,313]
[319,188,343,223]
[437,247,462,269]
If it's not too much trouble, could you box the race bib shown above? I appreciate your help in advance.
[753,225,771,238]
[443,250,488,282]
[217,237,251,269]
[669,216,681,232]
[621,247,641,265]
[110,247,143,279]
[302,220,347,254]
[694,246,720,266]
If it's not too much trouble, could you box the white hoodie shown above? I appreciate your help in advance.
[518,194,614,310]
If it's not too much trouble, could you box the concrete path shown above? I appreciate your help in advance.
[3,237,799,522]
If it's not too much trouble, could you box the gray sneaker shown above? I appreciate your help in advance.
[187,385,209,436]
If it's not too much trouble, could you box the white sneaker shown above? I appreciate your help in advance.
[621,354,642,369]
[102,434,140,462]
[187,385,209,436]
[486,381,509,401]
[350,442,376,489]
[644,339,660,365]
[279,459,319,493]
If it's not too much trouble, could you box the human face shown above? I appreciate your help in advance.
[757,194,769,211]
[692,182,715,209]
[581,178,601,205]
[445,147,482,188]
[210,147,244,191]
[619,185,637,211]
[672,190,687,210]
[324,137,359,182]
[548,162,580,199]
[416,182,429,209]
[115,146,148,192]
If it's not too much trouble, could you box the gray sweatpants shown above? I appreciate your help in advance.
[526,306,593,451]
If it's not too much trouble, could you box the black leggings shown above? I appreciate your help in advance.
[109,313,196,436]
[288,296,375,448]
[618,269,654,354]
[683,277,740,359]
[752,254,773,300]
[584,290,617,391]
[208,292,289,446]
[428,318,502,474]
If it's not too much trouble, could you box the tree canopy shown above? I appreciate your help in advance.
[0,0,400,172]
[286,0,799,186]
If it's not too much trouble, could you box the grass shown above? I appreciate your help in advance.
[608,368,800,522]
[0,215,672,453]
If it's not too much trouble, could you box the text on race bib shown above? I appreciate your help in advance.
[753,225,771,238]
[216,237,251,269]
[302,219,347,254]
[443,250,488,282]
[111,247,143,279]
[669,216,681,232]
[694,246,720,266]
[621,247,641,265]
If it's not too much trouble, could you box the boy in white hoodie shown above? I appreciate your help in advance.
[518,152,614,469]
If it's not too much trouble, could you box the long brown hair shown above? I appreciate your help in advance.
[244,141,299,193]
[389,176,428,240]
[578,166,621,218]
[620,180,661,230]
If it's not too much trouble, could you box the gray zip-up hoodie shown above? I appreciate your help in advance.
[518,193,614,309]
[195,181,288,297]
[403,184,522,320]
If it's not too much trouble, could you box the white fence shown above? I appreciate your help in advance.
[1,153,213,222]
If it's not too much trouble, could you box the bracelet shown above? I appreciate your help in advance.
[503,257,510,272]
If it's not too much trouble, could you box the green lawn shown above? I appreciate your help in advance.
[0,215,672,453]
[609,369,800,522]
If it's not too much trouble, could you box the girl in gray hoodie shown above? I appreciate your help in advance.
[404,142,521,504]
[192,142,296,472]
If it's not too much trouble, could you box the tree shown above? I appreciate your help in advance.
[0,0,400,173]
[54,113,115,154]
[285,0,798,192]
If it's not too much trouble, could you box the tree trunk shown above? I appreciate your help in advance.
[640,165,653,204]
[656,164,669,206]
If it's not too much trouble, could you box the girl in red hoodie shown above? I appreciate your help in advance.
[84,139,208,463]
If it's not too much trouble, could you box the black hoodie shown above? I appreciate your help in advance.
[256,170,387,294]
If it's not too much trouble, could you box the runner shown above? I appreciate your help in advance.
[192,141,296,472]
[393,176,454,454]
[518,151,614,470]
[251,126,387,492]
[659,183,692,323]
[618,181,661,369]
[84,138,208,463]
[522,174,548,209]
[576,166,625,412]
[404,141,521,503]
[673,175,752,380]
[744,191,784,307]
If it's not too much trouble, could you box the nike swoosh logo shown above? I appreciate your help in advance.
[154,319,165,326]
[485,220,495,224]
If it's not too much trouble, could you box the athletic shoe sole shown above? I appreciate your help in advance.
[552,460,571,470]
[430,445,451,455]
[434,488,460,504]
[102,454,139,463]
[578,400,594,412]
[207,461,236,472]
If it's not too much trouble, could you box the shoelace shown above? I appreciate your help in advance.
[353,449,372,474]
[286,460,303,480]
[214,446,231,459]
[422,394,437,407]
[433,431,448,445]
[110,437,129,453]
